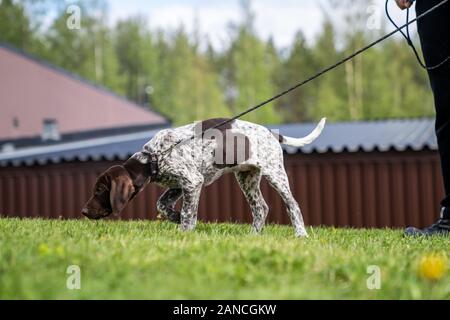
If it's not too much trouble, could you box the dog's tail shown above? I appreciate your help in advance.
[273,118,326,148]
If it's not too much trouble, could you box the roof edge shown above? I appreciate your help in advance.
[0,123,170,148]
[0,129,163,162]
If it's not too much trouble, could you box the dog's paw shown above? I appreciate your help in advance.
[168,211,181,224]
[295,229,309,238]
[157,211,181,224]
[180,222,196,232]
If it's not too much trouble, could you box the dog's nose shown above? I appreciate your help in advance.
[81,208,90,216]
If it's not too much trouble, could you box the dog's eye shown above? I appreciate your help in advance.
[95,186,106,195]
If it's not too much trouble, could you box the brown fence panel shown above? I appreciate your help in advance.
[0,150,444,228]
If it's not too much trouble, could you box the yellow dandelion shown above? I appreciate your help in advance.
[418,254,447,281]
[38,243,51,256]
[55,246,65,257]
[129,257,140,267]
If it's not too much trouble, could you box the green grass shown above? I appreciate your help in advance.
[0,218,448,300]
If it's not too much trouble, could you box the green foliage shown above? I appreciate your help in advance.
[150,28,230,125]
[36,1,124,95]
[0,0,33,49]
[310,21,350,121]
[115,17,152,102]
[0,218,448,299]
[1,0,436,125]
[277,32,316,121]
[222,1,281,124]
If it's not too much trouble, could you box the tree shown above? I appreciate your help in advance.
[371,39,434,119]
[95,24,125,95]
[0,0,435,125]
[224,0,281,124]
[115,16,157,103]
[0,0,33,49]
[40,0,123,94]
[277,31,316,122]
[311,20,349,121]
[333,0,371,120]
[152,28,230,125]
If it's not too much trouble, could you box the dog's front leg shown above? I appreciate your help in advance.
[157,188,183,223]
[180,177,203,232]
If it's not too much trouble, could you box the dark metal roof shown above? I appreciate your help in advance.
[0,131,158,167]
[0,118,437,167]
[269,118,437,154]
[0,123,169,150]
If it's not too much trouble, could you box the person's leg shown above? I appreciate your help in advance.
[405,0,450,235]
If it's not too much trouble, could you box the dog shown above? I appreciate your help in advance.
[82,118,326,237]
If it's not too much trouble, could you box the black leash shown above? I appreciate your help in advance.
[385,0,450,70]
[160,0,450,158]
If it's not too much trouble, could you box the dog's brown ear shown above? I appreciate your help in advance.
[109,172,135,215]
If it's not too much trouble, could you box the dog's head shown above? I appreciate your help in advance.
[81,166,135,220]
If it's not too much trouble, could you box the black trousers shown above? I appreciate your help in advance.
[416,0,450,214]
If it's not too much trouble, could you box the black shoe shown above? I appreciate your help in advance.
[405,218,450,237]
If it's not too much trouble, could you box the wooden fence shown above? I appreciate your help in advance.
[0,150,443,228]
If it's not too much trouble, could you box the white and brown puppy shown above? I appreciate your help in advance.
[82,118,326,237]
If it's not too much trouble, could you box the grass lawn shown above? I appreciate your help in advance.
[0,218,448,299]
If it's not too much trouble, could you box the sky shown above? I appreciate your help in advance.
[106,0,413,50]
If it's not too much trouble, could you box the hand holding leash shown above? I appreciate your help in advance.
[395,0,414,10]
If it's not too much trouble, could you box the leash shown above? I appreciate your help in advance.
[159,0,450,158]
[385,0,450,70]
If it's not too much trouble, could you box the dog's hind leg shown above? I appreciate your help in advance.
[235,169,269,234]
[263,166,308,238]
[157,188,182,223]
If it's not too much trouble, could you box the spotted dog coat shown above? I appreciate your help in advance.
[132,118,326,237]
